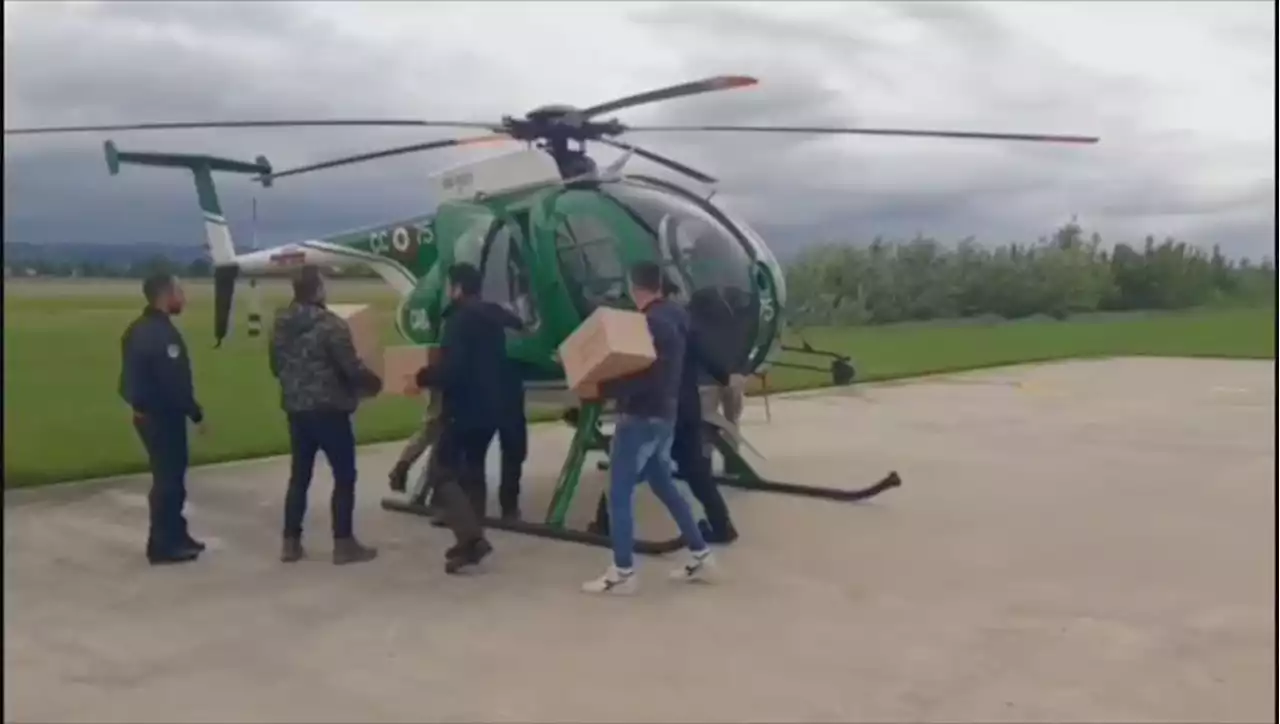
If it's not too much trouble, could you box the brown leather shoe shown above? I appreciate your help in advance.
[332,537,378,565]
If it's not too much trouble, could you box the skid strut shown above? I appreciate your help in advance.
[379,402,685,556]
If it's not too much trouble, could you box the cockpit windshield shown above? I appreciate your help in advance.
[600,181,756,300]
[600,180,761,375]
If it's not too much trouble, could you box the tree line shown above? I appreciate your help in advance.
[784,221,1276,325]
[11,221,1275,325]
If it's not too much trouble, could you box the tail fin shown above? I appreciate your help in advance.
[104,140,271,266]
[105,140,272,347]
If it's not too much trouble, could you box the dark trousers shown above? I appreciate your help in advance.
[284,410,358,540]
[424,414,526,516]
[592,415,734,535]
[134,415,191,554]
[497,413,528,513]
[428,422,497,545]
[672,417,733,533]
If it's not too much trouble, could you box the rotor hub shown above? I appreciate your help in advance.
[500,105,625,144]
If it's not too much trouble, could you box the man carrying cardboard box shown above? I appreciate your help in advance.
[269,266,383,566]
[585,282,744,546]
[579,261,716,595]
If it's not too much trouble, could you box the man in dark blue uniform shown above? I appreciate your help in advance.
[119,272,206,565]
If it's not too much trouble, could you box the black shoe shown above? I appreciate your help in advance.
[700,519,740,546]
[445,538,492,574]
[182,535,207,553]
[332,537,378,565]
[148,548,200,566]
[499,507,520,522]
[281,537,305,563]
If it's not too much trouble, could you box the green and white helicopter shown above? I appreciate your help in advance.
[6,75,1098,552]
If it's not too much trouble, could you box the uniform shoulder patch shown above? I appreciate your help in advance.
[167,343,181,359]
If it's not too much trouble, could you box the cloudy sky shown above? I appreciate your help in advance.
[4,0,1275,261]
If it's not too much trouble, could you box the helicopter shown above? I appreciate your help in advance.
[5,74,1099,554]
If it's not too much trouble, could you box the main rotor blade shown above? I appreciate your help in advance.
[597,138,717,185]
[579,75,758,119]
[3,119,500,136]
[624,124,1100,144]
[262,134,511,183]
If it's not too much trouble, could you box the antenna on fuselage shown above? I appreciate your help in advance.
[246,195,264,339]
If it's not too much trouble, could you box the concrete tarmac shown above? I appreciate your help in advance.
[4,358,1276,723]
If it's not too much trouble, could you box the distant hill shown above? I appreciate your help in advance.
[4,241,207,267]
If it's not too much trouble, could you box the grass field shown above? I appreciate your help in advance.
[4,278,1275,487]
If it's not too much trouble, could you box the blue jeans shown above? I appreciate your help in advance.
[608,415,709,570]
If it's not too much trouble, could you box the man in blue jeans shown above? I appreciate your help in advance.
[581,261,715,595]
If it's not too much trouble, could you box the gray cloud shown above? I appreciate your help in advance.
[4,1,1275,261]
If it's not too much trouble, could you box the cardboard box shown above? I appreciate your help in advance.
[329,304,382,371]
[382,345,441,397]
[557,307,656,396]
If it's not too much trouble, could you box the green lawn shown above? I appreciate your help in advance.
[3,279,1274,487]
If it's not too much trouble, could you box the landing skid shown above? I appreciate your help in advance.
[379,402,685,557]
[379,498,683,555]
[593,412,903,503]
[706,416,902,501]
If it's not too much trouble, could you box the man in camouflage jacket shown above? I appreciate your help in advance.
[269,265,383,566]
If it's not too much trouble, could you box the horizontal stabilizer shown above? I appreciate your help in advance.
[105,140,272,184]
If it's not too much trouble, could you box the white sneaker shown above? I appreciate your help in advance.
[670,547,715,583]
[581,565,638,595]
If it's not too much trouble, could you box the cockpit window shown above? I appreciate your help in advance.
[554,212,629,313]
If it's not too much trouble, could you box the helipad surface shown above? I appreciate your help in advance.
[5,358,1275,723]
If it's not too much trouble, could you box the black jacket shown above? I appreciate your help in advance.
[416,297,523,431]
[119,307,203,422]
[687,287,753,375]
[677,324,731,426]
[600,298,688,421]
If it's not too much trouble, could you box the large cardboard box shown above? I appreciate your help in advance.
[558,307,656,396]
[383,344,441,397]
[329,304,382,371]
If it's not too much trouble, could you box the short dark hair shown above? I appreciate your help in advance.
[142,272,176,304]
[292,265,325,303]
[627,261,663,293]
[447,263,483,297]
